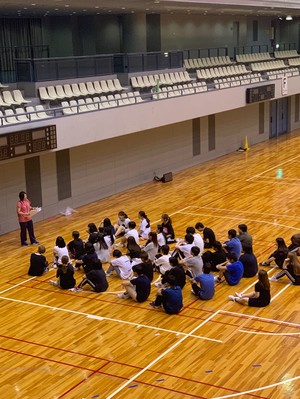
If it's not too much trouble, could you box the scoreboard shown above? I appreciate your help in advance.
[246,84,275,104]
[0,125,57,161]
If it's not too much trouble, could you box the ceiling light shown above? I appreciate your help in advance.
[286,15,293,20]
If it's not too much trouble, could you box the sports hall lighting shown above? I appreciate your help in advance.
[286,15,293,20]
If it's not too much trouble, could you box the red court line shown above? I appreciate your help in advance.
[0,333,268,398]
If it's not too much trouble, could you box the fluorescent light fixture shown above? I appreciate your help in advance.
[276,43,280,49]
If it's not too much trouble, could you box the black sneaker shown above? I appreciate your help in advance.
[22,242,29,246]
[149,301,161,309]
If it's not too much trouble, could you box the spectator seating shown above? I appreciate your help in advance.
[213,73,262,89]
[266,67,299,80]
[39,79,125,103]
[236,52,272,63]
[288,58,300,66]
[60,91,143,115]
[0,90,31,107]
[184,56,234,70]
[130,71,192,90]
[152,82,207,99]
[250,60,286,72]
[274,50,299,59]
[196,64,249,80]
[0,105,50,125]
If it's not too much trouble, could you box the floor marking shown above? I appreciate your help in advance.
[239,329,300,336]
[105,310,221,399]
[0,276,37,295]
[270,283,291,301]
[186,205,300,220]
[245,153,300,181]
[220,310,300,328]
[239,267,277,295]
[244,179,300,187]
[0,296,222,343]
[178,211,297,230]
[211,374,300,399]
[249,175,300,182]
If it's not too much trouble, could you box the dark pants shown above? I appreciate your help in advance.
[192,283,201,296]
[19,220,36,244]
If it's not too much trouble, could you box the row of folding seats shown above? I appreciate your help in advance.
[213,74,262,89]
[266,68,299,80]
[0,105,49,125]
[236,52,272,63]
[274,50,299,59]
[0,90,31,108]
[196,64,248,80]
[184,56,233,70]
[130,71,192,90]
[288,58,300,66]
[60,91,143,114]
[251,60,286,71]
[152,82,207,99]
[39,79,125,102]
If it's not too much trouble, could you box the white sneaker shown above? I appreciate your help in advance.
[235,292,242,298]
[228,295,237,301]
[154,282,163,287]
[117,292,130,299]
[269,275,278,282]
[214,276,224,283]
[49,280,58,286]
[106,271,112,276]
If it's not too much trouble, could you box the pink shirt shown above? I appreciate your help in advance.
[17,199,31,222]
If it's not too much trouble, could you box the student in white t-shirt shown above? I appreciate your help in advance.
[138,211,151,239]
[114,211,131,237]
[156,224,167,249]
[124,221,139,245]
[106,249,132,279]
[154,245,171,275]
[174,234,194,259]
[186,226,204,254]
[143,232,159,261]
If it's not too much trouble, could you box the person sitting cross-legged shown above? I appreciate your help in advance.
[215,253,244,286]
[269,251,300,285]
[50,255,76,290]
[75,258,108,293]
[106,249,132,279]
[150,275,183,314]
[117,264,151,302]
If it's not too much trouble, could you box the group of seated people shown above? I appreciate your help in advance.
[27,210,300,315]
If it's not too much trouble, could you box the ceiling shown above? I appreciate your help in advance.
[0,0,299,18]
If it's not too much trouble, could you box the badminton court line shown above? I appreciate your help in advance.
[0,295,222,343]
[0,276,37,295]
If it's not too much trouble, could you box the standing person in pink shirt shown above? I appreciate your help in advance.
[16,191,39,247]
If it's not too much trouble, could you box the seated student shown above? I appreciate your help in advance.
[237,224,253,247]
[288,233,300,252]
[75,242,98,273]
[126,236,142,260]
[86,223,98,241]
[240,244,258,278]
[162,257,186,289]
[138,251,154,282]
[53,236,69,267]
[161,214,176,243]
[181,246,203,278]
[117,264,151,302]
[67,231,85,260]
[156,224,167,250]
[28,245,49,276]
[269,251,300,285]
[223,229,242,260]
[195,222,216,249]
[215,253,244,285]
[106,249,132,279]
[50,255,76,289]
[150,275,183,314]
[99,217,115,235]
[143,232,159,261]
[259,237,289,269]
[120,221,139,246]
[190,263,215,300]
[114,211,131,237]
[138,211,151,239]
[229,270,270,307]
[174,234,194,259]
[154,245,171,275]
[186,226,204,254]
[103,226,115,253]
[75,259,109,292]
[202,241,227,272]
[89,232,110,264]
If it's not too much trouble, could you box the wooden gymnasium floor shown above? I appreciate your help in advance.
[1,131,300,399]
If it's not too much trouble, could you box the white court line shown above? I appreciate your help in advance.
[239,329,300,336]
[211,375,300,399]
[0,295,222,343]
[178,211,297,230]
[220,309,300,328]
[105,310,221,399]
[246,153,300,181]
[249,176,300,182]
[270,283,291,302]
[186,205,300,220]
[244,179,300,187]
[239,266,277,295]
[0,276,37,295]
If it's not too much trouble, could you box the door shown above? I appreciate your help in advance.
[269,98,289,138]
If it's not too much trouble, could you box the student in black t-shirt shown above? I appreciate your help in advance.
[75,259,108,293]
[195,222,216,249]
[202,241,227,271]
[28,245,49,276]
[67,231,85,260]
[50,255,76,289]
[117,264,151,302]
[240,244,258,278]
[135,251,154,282]
[228,270,270,307]
[162,257,186,288]
[161,214,176,243]
[75,242,98,273]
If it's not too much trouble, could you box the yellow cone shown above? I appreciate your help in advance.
[243,136,249,151]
